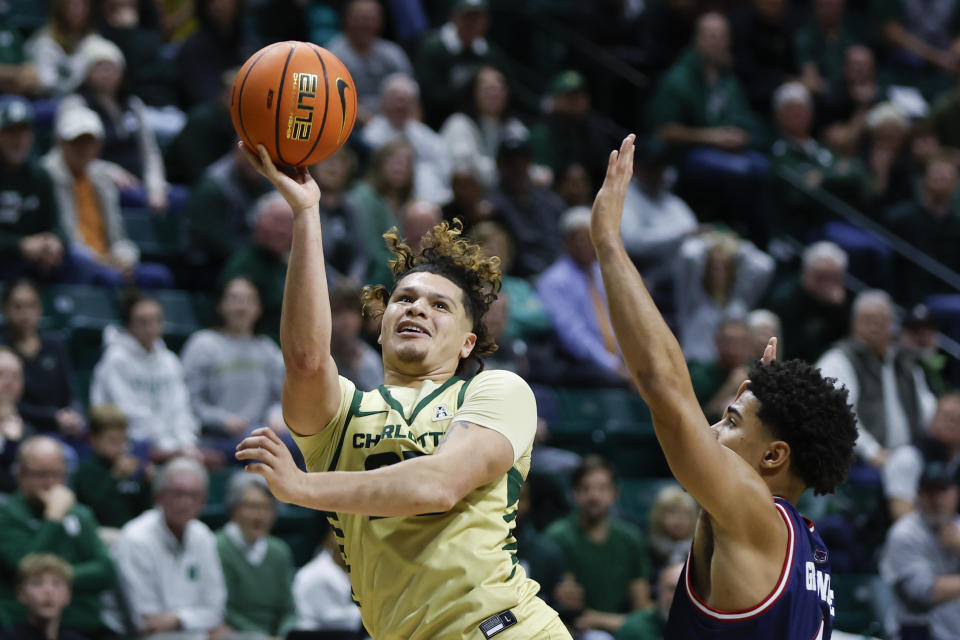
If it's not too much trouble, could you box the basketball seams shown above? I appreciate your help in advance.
[234,44,276,152]
[273,42,296,166]
[294,43,331,167]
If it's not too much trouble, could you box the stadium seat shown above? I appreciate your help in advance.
[616,477,678,528]
[43,284,119,370]
[121,207,183,263]
[152,289,203,353]
[831,574,886,637]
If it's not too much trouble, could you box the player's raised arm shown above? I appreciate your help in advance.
[240,143,341,435]
[589,136,774,532]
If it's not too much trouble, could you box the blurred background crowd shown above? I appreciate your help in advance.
[1,0,960,638]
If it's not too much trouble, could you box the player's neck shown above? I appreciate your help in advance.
[767,476,805,506]
[383,364,458,388]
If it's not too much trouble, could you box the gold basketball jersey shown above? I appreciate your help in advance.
[291,370,563,639]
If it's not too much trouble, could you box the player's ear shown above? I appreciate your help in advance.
[760,440,790,472]
[459,332,477,359]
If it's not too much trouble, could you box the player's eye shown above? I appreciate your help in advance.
[433,301,448,311]
[396,295,412,303]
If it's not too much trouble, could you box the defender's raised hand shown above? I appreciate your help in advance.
[760,337,779,365]
[238,141,321,214]
[590,134,636,249]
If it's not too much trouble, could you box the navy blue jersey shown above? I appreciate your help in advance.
[665,498,834,639]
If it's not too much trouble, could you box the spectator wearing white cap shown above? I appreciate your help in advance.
[60,38,168,212]
[24,0,115,97]
[864,100,913,210]
[536,206,627,385]
[41,104,173,288]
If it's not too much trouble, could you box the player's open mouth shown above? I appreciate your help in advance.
[397,321,431,337]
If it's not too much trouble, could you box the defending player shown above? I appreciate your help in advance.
[234,143,571,640]
[590,135,858,639]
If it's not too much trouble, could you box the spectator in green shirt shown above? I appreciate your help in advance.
[794,0,857,96]
[647,12,769,245]
[414,0,509,128]
[0,97,67,282]
[0,436,115,636]
[688,316,753,423]
[615,563,684,640]
[768,81,870,240]
[219,192,294,342]
[545,455,652,636]
[72,404,152,531]
[216,473,296,638]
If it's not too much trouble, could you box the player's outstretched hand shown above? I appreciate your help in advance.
[590,133,636,249]
[236,427,306,505]
[238,141,321,214]
[760,337,778,365]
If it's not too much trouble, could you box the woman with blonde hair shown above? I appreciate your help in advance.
[647,484,698,576]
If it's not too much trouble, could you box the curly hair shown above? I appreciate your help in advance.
[360,219,502,375]
[747,359,858,496]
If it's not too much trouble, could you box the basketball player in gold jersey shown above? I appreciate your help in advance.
[234,142,571,640]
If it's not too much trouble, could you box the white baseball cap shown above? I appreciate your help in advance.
[55,105,105,141]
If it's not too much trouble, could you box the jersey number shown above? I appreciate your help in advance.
[365,451,444,519]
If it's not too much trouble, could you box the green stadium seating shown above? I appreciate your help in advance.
[43,284,119,371]
[121,208,183,263]
[616,477,679,528]
[831,574,886,637]
[152,289,204,353]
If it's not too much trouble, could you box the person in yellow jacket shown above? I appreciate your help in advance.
[235,141,571,640]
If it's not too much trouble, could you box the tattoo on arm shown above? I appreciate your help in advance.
[438,421,472,446]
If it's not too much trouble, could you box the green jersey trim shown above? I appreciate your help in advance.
[376,376,462,425]
[328,388,363,472]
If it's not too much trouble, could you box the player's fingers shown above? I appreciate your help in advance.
[620,134,636,172]
[235,444,278,463]
[243,463,271,477]
[256,144,280,177]
[251,426,284,447]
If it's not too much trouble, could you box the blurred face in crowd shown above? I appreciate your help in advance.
[127,299,164,351]
[923,159,959,208]
[474,67,508,118]
[18,439,67,503]
[157,470,207,533]
[753,0,786,21]
[715,321,752,371]
[331,300,362,345]
[931,395,960,449]
[254,200,295,256]
[344,0,382,50]
[483,292,508,342]
[60,134,101,177]
[497,150,531,192]
[0,124,34,168]
[382,81,418,128]
[206,0,238,29]
[658,564,685,620]
[0,350,24,404]
[814,0,845,29]
[918,483,959,523]
[574,468,617,524]
[844,45,875,85]
[381,144,415,192]
[853,298,893,356]
[90,426,128,462]
[802,257,846,306]
[102,0,139,28]
[901,323,938,358]
[565,226,596,269]
[87,59,123,96]
[452,8,489,45]
[402,201,442,250]
[695,13,731,68]
[777,99,813,140]
[3,283,42,338]
[557,163,592,206]
[310,150,354,192]
[552,89,589,118]
[232,485,276,543]
[219,277,262,335]
[477,224,514,271]
[704,247,736,298]
[451,169,483,208]
[57,0,90,33]
[18,571,71,622]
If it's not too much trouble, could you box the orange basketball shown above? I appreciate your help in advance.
[230,41,358,167]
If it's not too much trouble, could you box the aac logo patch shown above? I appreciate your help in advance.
[433,404,451,421]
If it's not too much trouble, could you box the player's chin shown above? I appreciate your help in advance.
[394,344,428,363]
